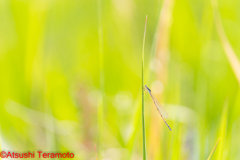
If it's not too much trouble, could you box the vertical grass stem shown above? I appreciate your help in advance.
[142,15,148,160]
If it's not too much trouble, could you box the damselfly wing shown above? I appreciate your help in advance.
[145,85,171,131]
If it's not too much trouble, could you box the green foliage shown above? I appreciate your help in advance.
[0,0,239,159]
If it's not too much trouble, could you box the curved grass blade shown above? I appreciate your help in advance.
[211,0,240,86]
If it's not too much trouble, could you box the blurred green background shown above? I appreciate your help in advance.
[0,0,240,159]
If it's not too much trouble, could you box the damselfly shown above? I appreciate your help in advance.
[145,85,172,131]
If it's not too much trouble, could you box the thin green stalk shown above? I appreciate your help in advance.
[217,100,228,160]
[142,15,148,160]
[97,0,104,158]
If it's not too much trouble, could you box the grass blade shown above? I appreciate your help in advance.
[211,0,240,86]
[97,0,104,158]
[217,100,228,160]
[94,144,99,160]
[142,15,148,160]
[207,138,220,160]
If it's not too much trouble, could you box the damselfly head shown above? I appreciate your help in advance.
[145,85,151,92]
